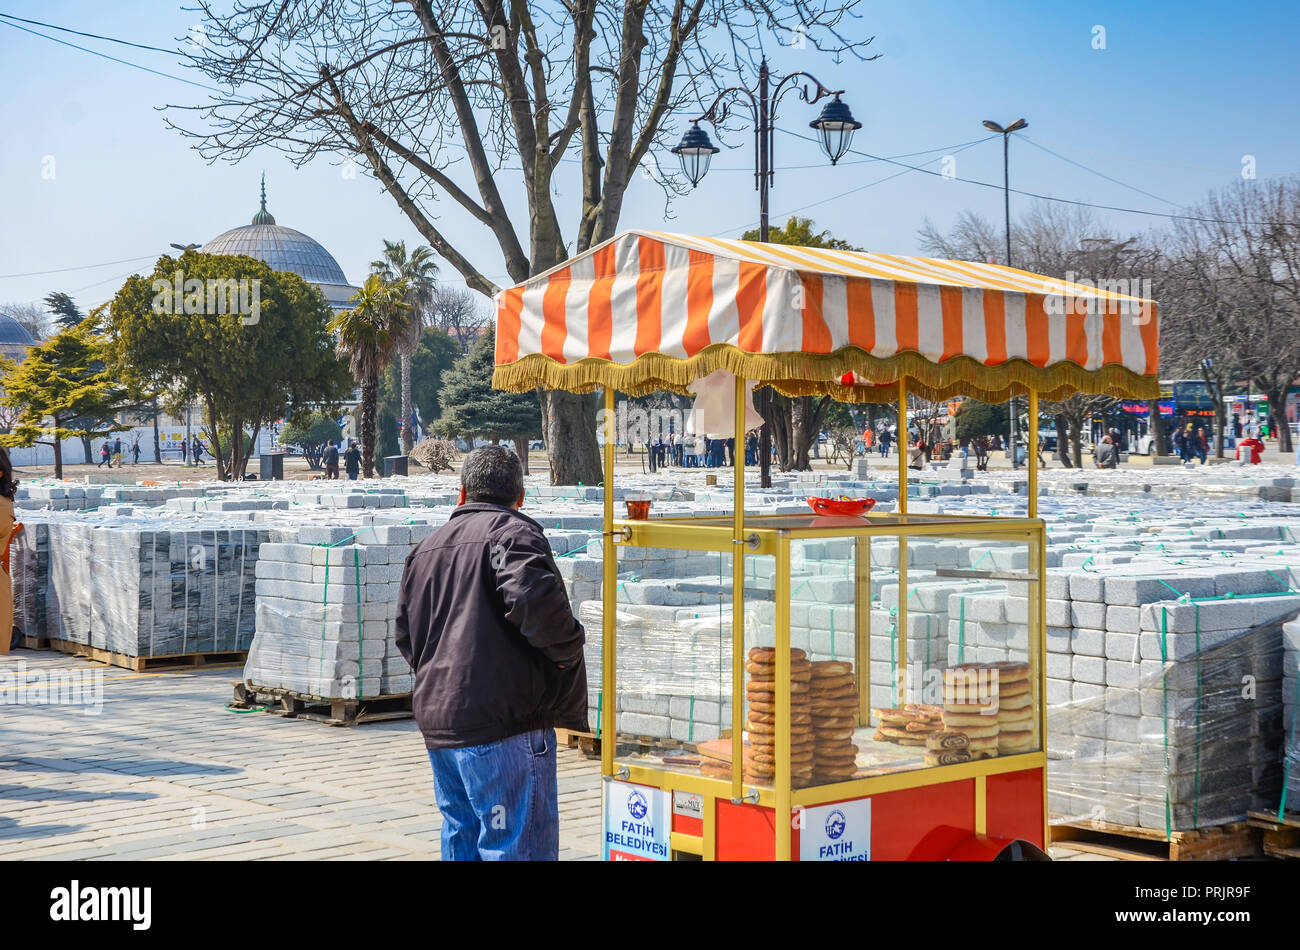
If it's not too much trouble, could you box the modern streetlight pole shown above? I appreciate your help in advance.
[673,59,861,487]
[982,118,1027,469]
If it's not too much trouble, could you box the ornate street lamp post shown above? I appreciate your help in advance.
[673,59,861,487]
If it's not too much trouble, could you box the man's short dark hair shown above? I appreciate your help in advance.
[461,445,524,505]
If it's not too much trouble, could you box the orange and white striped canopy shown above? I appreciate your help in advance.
[493,230,1159,403]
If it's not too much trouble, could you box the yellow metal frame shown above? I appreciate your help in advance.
[600,377,1049,860]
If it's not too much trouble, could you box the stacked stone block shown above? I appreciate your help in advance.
[243,524,430,699]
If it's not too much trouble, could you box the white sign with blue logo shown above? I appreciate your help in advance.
[603,780,671,861]
[799,798,871,861]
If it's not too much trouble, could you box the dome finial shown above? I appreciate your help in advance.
[252,172,276,226]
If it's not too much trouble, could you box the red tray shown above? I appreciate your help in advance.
[807,496,877,517]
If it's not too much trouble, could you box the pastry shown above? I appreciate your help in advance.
[925,749,973,766]
[926,730,969,751]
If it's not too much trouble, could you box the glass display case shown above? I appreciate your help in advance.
[601,511,1048,861]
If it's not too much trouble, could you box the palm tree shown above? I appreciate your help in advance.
[371,240,438,454]
[329,274,411,477]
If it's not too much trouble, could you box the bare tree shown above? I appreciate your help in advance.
[429,285,490,352]
[921,202,1149,465]
[171,0,875,483]
[1166,178,1300,453]
[917,210,1003,264]
[0,302,48,340]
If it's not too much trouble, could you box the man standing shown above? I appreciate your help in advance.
[343,440,361,480]
[880,429,892,458]
[322,440,340,479]
[396,446,587,861]
[1093,434,1118,469]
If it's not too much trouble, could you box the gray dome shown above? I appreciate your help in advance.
[203,180,358,309]
[204,223,350,286]
[0,312,36,346]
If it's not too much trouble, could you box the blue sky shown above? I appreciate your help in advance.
[1,0,1297,313]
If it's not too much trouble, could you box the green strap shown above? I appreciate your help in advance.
[354,547,365,700]
[887,607,899,706]
[595,690,603,739]
[1160,606,1171,841]
[318,555,330,690]
[1282,670,1300,820]
[688,619,698,743]
[957,596,967,664]
[1193,603,1203,829]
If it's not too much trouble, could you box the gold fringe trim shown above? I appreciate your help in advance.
[492,344,1159,403]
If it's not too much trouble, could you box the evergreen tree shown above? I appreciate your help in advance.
[436,328,540,472]
[1,313,136,479]
[44,292,85,330]
[377,328,460,460]
[109,251,352,480]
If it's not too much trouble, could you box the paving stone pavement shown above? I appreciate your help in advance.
[1,648,1101,862]
[0,648,603,860]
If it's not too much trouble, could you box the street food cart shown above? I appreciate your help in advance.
[493,231,1158,860]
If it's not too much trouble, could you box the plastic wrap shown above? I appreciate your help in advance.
[578,547,753,742]
[243,537,415,700]
[1047,603,1289,832]
[11,519,48,640]
[42,520,266,656]
[1283,618,1300,815]
[583,535,1043,787]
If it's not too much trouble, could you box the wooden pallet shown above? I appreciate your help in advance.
[230,683,413,726]
[555,729,701,758]
[44,637,247,672]
[16,634,50,650]
[1246,809,1300,860]
[1051,818,1259,861]
[556,727,601,757]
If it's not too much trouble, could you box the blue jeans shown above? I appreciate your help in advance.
[426,728,558,861]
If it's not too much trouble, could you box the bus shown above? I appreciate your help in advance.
[1107,380,1213,454]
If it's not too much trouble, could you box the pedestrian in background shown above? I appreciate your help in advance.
[344,440,361,480]
[98,441,111,468]
[907,438,926,471]
[1093,434,1118,469]
[322,440,340,479]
